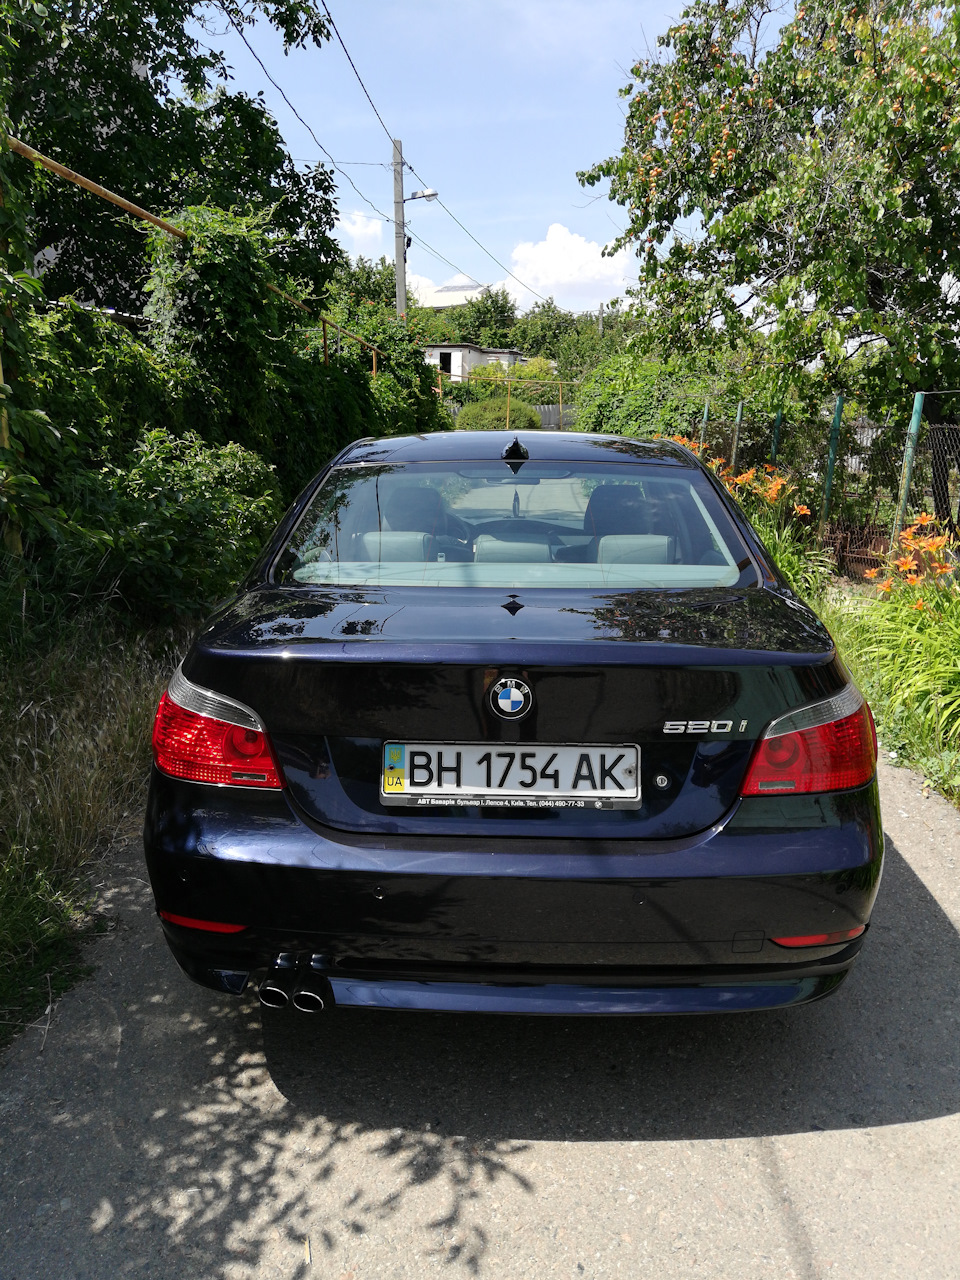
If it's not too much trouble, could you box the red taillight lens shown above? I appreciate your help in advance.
[159,911,248,933]
[772,926,865,948]
[740,700,876,796]
[152,691,282,789]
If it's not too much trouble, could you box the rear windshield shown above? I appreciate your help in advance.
[276,460,756,589]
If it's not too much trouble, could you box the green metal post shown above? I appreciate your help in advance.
[730,401,743,471]
[699,399,709,450]
[819,395,844,529]
[891,392,926,547]
[771,408,783,464]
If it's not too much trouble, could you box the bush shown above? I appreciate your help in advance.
[455,399,541,431]
[66,430,283,618]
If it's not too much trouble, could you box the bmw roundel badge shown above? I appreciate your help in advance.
[490,677,533,719]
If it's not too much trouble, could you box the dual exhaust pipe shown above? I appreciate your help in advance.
[258,953,332,1012]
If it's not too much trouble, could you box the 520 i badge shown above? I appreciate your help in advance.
[490,677,533,720]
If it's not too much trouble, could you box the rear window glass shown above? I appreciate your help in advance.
[276,460,756,589]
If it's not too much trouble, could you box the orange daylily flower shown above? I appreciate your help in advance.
[912,598,926,610]
[734,469,756,485]
[878,579,894,593]
[935,562,955,576]
[793,503,811,516]
[913,512,935,525]
[894,555,918,572]
[905,573,921,585]
[924,535,948,552]
[864,567,881,579]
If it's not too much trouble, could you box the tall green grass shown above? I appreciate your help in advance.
[0,567,184,1045]
[822,585,960,803]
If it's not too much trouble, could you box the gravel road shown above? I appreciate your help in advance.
[1,759,959,1280]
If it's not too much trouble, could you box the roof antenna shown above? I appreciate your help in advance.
[501,436,529,474]
[501,436,529,461]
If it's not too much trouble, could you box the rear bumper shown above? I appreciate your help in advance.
[144,768,882,1014]
[325,974,849,1014]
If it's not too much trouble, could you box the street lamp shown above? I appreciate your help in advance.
[393,139,438,320]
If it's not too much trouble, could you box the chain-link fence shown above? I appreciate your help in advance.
[446,388,955,579]
[689,394,959,579]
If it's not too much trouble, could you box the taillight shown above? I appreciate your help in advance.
[772,926,865,947]
[159,911,248,933]
[740,685,876,796]
[152,667,282,789]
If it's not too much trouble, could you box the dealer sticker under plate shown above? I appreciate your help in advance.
[381,742,641,809]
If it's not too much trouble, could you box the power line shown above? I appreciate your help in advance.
[319,1,552,305]
[430,191,552,304]
[224,12,476,282]
[320,1,395,149]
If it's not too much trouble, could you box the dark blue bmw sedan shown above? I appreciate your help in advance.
[143,430,882,1015]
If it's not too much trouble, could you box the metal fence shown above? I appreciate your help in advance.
[689,393,958,579]
[445,390,956,579]
[445,401,578,429]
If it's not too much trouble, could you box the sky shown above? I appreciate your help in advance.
[212,0,679,314]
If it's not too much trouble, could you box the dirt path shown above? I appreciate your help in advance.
[1,760,959,1280]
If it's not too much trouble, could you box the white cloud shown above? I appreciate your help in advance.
[337,211,384,258]
[408,230,634,315]
[497,224,634,311]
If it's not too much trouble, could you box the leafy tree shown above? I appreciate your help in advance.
[328,255,397,309]
[297,251,449,440]
[413,286,519,349]
[466,356,560,403]
[509,298,579,359]
[5,0,339,310]
[456,286,519,347]
[1,4,63,552]
[553,306,637,383]
[575,346,751,437]
[580,0,960,408]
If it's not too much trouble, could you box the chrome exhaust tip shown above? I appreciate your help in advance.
[291,985,326,1013]
[258,979,291,1009]
[258,953,297,1009]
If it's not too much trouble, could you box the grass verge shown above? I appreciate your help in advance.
[821,587,960,806]
[0,597,184,1049]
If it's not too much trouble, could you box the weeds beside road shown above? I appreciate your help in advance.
[0,590,182,1048]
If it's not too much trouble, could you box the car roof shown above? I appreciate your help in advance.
[339,430,699,468]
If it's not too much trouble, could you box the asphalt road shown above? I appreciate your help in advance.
[1,759,959,1280]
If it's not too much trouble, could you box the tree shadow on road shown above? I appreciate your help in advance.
[262,838,959,1145]
[2,837,957,1279]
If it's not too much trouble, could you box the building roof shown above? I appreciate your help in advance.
[412,280,489,309]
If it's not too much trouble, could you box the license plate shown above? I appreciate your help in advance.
[381,742,641,809]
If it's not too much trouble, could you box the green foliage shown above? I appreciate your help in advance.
[321,258,451,439]
[508,299,579,359]
[411,286,519,349]
[0,587,184,1045]
[81,430,283,618]
[741,489,836,601]
[576,347,752,437]
[823,585,960,803]
[581,0,960,405]
[464,356,559,404]
[455,398,541,431]
[328,254,397,309]
[6,0,339,310]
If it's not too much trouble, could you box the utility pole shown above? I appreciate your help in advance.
[393,139,406,320]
